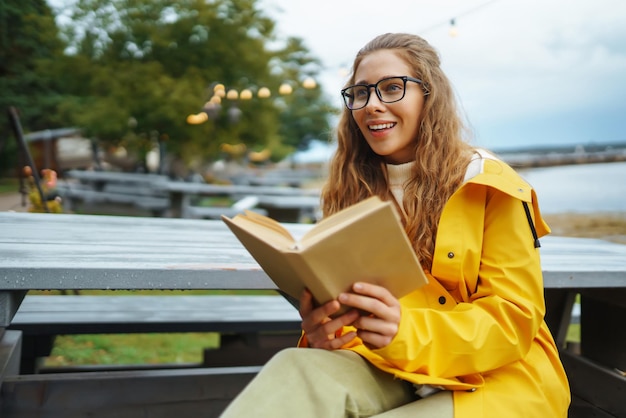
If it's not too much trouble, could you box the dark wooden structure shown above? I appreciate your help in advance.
[0,212,625,417]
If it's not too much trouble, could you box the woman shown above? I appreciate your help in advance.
[220,33,570,418]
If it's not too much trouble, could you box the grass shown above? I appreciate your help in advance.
[196,196,234,207]
[567,324,580,343]
[46,333,219,367]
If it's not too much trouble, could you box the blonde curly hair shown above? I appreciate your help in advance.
[321,33,475,270]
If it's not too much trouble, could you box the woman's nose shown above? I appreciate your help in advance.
[364,92,385,113]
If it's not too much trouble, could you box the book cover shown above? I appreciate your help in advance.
[222,196,428,316]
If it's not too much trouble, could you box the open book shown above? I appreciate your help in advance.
[222,196,428,316]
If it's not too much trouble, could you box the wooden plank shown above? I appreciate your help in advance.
[0,292,26,329]
[162,181,320,197]
[103,183,168,198]
[0,331,22,390]
[65,170,168,185]
[184,205,257,220]
[562,351,626,418]
[9,295,301,335]
[56,187,169,211]
[0,366,260,418]
[544,288,577,349]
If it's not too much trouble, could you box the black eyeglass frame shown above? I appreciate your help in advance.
[340,76,429,110]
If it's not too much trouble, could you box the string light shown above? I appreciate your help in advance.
[213,84,226,97]
[240,89,253,100]
[448,19,458,37]
[302,77,317,89]
[279,82,293,95]
[226,89,239,100]
[186,112,209,125]
[258,87,271,98]
[419,0,501,37]
[187,77,317,124]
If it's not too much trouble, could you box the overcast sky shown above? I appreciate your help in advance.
[260,0,626,151]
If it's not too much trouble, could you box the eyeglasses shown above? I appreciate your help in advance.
[341,76,429,110]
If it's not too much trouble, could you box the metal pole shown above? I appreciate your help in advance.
[7,107,49,213]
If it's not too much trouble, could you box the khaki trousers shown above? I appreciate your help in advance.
[219,348,454,418]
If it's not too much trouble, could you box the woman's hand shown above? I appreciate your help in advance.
[299,289,359,349]
[338,282,401,349]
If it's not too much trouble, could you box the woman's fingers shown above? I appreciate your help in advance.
[339,283,400,320]
[305,312,359,349]
[337,282,402,349]
[299,289,341,324]
[299,283,403,349]
[299,289,360,349]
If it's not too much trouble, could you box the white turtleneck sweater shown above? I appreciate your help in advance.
[386,161,415,216]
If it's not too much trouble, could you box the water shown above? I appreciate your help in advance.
[519,162,626,214]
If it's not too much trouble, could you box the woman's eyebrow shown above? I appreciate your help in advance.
[353,75,397,85]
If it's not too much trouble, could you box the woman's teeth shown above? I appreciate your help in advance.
[370,123,395,131]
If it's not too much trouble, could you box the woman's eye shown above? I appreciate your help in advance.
[384,83,402,92]
[355,88,368,98]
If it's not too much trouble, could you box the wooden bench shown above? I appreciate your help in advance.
[185,195,320,222]
[183,196,268,220]
[58,170,321,221]
[57,170,171,216]
[162,180,320,221]
[8,294,301,374]
[230,168,320,188]
[57,183,170,216]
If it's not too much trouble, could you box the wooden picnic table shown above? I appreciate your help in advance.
[0,211,625,417]
[58,170,171,216]
[161,181,320,221]
[59,169,321,221]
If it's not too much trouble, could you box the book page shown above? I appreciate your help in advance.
[224,214,296,250]
[241,210,295,240]
[300,196,392,248]
[223,216,306,299]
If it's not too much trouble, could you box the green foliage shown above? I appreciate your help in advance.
[55,0,335,167]
[0,0,335,175]
[0,0,67,175]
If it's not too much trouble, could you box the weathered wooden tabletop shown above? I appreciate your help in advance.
[1,212,625,292]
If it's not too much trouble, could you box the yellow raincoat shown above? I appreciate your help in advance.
[304,153,571,417]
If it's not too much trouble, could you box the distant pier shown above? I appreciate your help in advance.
[497,142,626,168]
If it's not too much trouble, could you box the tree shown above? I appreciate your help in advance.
[55,0,335,170]
[0,0,67,175]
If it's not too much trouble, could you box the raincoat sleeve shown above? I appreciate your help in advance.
[372,185,549,378]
